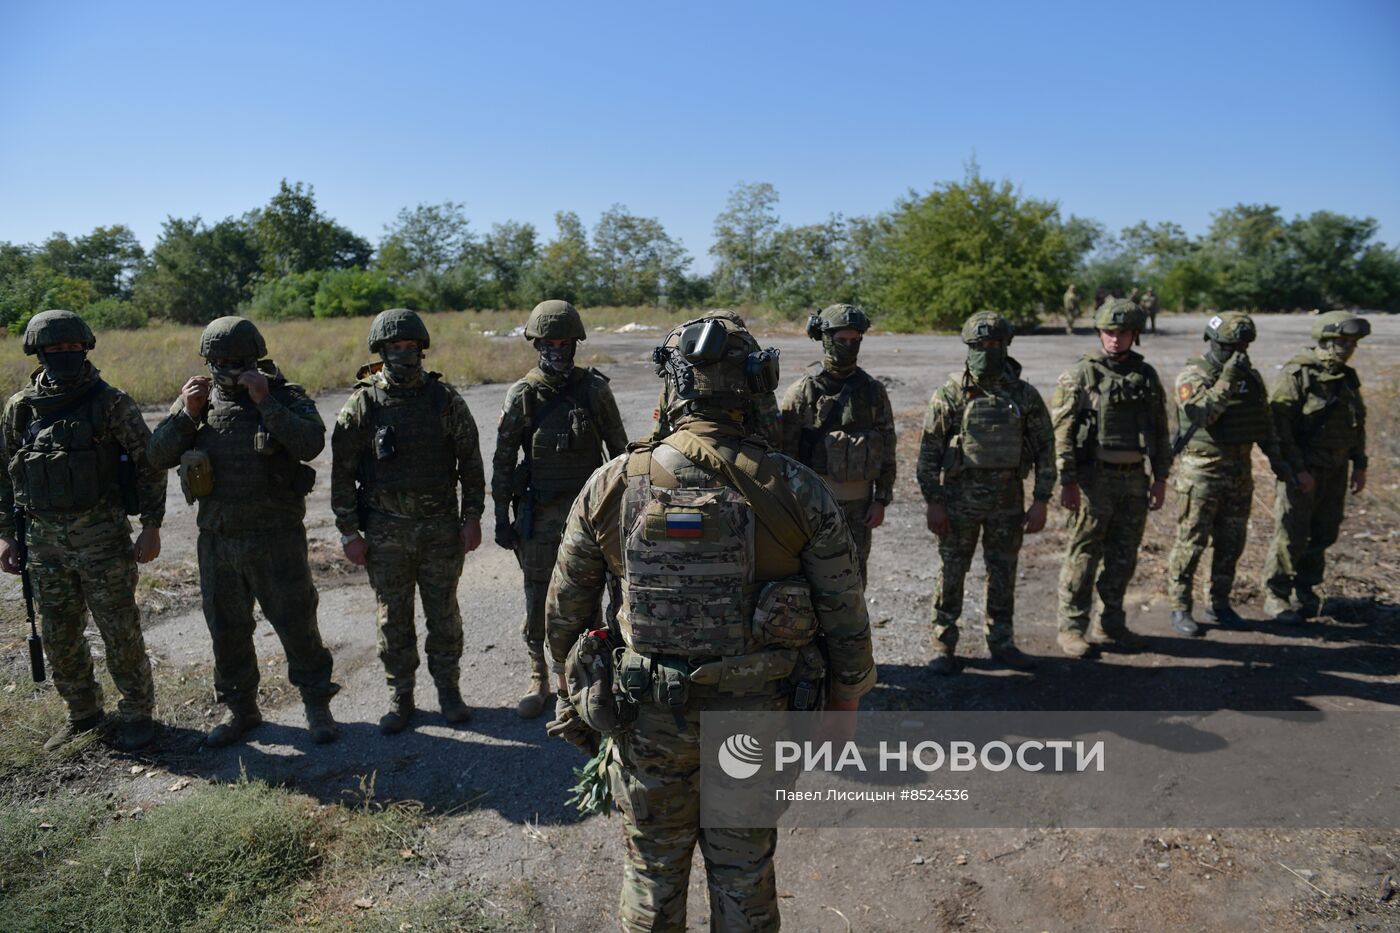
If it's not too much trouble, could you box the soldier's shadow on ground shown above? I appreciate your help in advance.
[143,705,593,825]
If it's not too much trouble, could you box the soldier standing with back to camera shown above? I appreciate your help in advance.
[1051,299,1170,657]
[1165,313,1294,635]
[545,314,874,932]
[780,303,896,584]
[0,310,165,751]
[148,316,338,747]
[1262,311,1370,623]
[493,300,628,719]
[917,311,1054,673]
[332,309,485,734]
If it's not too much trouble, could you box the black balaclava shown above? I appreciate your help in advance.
[38,350,88,385]
[536,339,576,376]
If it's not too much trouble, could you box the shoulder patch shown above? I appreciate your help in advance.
[1178,382,1192,403]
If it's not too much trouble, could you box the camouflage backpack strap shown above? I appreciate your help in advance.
[663,429,811,557]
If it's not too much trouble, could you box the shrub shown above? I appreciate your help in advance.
[83,297,148,330]
[312,268,402,318]
[246,270,324,320]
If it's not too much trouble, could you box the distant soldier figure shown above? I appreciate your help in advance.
[1062,284,1080,334]
[493,300,628,718]
[1128,287,1141,304]
[148,317,339,747]
[1050,300,1170,657]
[780,303,897,583]
[650,308,781,446]
[916,311,1055,673]
[331,309,486,734]
[1093,286,1110,310]
[1262,312,1371,622]
[1165,313,1293,635]
[0,310,165,751]
[1141,287,1161,333]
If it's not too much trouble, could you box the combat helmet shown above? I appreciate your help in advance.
[1203,312,1256,347]
[199,316,267,360]
[701,308,748,327]
[961,311,1014,345]
[368,308,431,352]
[524,300,586,341]
[1312,310,1370,344]
[22,309,96,355]
[1094,298,1146,332]
[653,315,780,411]
[806,303,871,340]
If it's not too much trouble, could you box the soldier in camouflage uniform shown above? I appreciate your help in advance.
[1051,300,1170,657]
[545,314,874,932]
[331,309,485,734]
[1262,311,1370,622]
[493,300,628,718]
[148,317,338,747]
[1141,287,1160,333]
[0,310,165,752]
[1062,283,1080,334]
[1165,313,1293,635]
[779,303,896,584]
[650,308,781,446]
[916,311,1054,673]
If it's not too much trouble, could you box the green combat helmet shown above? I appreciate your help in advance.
[22,309,96,355]
[368,308,431,352]
[1312,310,1371,344]
[961,310,1014,345]
[524,300,587,341]
[1094,298,1146,333]
[806,303,871,340]
[1203,312,1256,347]
[199,316,267,360]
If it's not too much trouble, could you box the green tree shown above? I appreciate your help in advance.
[480,221,539,308]
[592,205,692,306]
[711,181,780,302]
[244,270,325,320]
[311,268,403,318]
[762,216,858,314]
[132,216,262,324]
[1198,203,1290,310]
[522,211,596,305]
[377,201,473,278]
[37,225,146,300]
[250,180,370,278]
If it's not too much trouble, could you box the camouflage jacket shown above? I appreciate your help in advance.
[1049,351,1171,486]
[1270,349,1367,472]
[779,364,897,504]
[545,422,876,701]
[1175,354,1290,482]
[492,366,628,522]
[0,365,166,539]
[330,365,485,535]
[915,358,1056,505]
[651,380,782,447]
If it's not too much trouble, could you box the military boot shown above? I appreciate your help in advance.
[304,698,339,745]
[206,704,263,749]
[44,713,102,752]
[1098,624,1148,651]
[1297,588,1322,619]
[988,642,1036,671]
[1263,592,1302,624]
[116,717,155,752]
[1170,611,1200,637]
[438,685,472,724]
[379,691,415,735]
[1056,629,1092,658]
[928,637,960,675]
[517,653,551,719]
[1202,603,1243,627]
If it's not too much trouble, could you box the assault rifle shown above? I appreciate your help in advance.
[14,508,45,682]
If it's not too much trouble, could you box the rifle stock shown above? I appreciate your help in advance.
[14,508,45,683]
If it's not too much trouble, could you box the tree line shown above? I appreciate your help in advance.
[4,172,1399,335]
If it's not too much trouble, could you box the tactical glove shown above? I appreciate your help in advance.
[546,694,595,749]
[494,520,518,550]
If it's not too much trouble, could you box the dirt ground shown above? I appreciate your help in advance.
[4,312,1398,931]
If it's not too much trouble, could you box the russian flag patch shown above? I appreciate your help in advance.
[664,511,704,538]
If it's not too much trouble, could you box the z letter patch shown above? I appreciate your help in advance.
[664,510,703,538]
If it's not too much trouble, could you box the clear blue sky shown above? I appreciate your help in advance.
[3,0,1398,272]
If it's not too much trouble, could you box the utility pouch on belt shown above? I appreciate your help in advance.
[789,641,828,712]
[178,449,214,504]
[753,578,817,648]
[822,430,884,484]
[374,425,397,460]
[566,630,639,736]
[689,650,798,696]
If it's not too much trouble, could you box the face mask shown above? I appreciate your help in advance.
[537,340,576,375]
[1318,341,1354,367]
[822,337,860,375]
[380,347,423,380]
[1207,342,1236,367]
[967,347,1006,383]
[39,350,87,384]
[208,362,248,392]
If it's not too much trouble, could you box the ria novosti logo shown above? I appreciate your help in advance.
[718,733,764,779]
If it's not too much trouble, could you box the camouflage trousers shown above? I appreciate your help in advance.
[197,527,337,709]
[516,499,572,657]
[1057,464,1149,634]
[838,496,873,586]
[1263,462,1350,598]
[29,515,152,723]
[364,512,465,693]
[609,689,789,932]
[1166,463,1253,611]
[931,473,1026,651]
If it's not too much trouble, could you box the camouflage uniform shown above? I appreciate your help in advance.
[650,309,781,446]
[1166,314,1290,630]
[1062,284,1080,333]
[2,343,165,733]
[1051,301,1170,647]
[546,316,874,932]
[331,330,484,704]
[1262,313,1370,617]
[1141,288,1160,333]
[148,318,336,742]
[916,316,1055,662]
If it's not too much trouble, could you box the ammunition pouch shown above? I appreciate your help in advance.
[178,449,214,504]
[689,649,798,696]
[788,641,828,712]
[821,430,884,484]
[565,628,638,736]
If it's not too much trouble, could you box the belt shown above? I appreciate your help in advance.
[1096,460,1144,472]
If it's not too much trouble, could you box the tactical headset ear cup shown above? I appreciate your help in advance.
[806,315,823,341]
[745,349,781,393]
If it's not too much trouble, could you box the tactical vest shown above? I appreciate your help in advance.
[1086,358,1151,452]
[197,389,300,505]
[361,378,456,496]
[524,370,605,502]
[799,369,884,483]
[1186,356,1270,449]
[960,390,1023,469]
[1295,357,1365,450]
[9,381,120,513]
